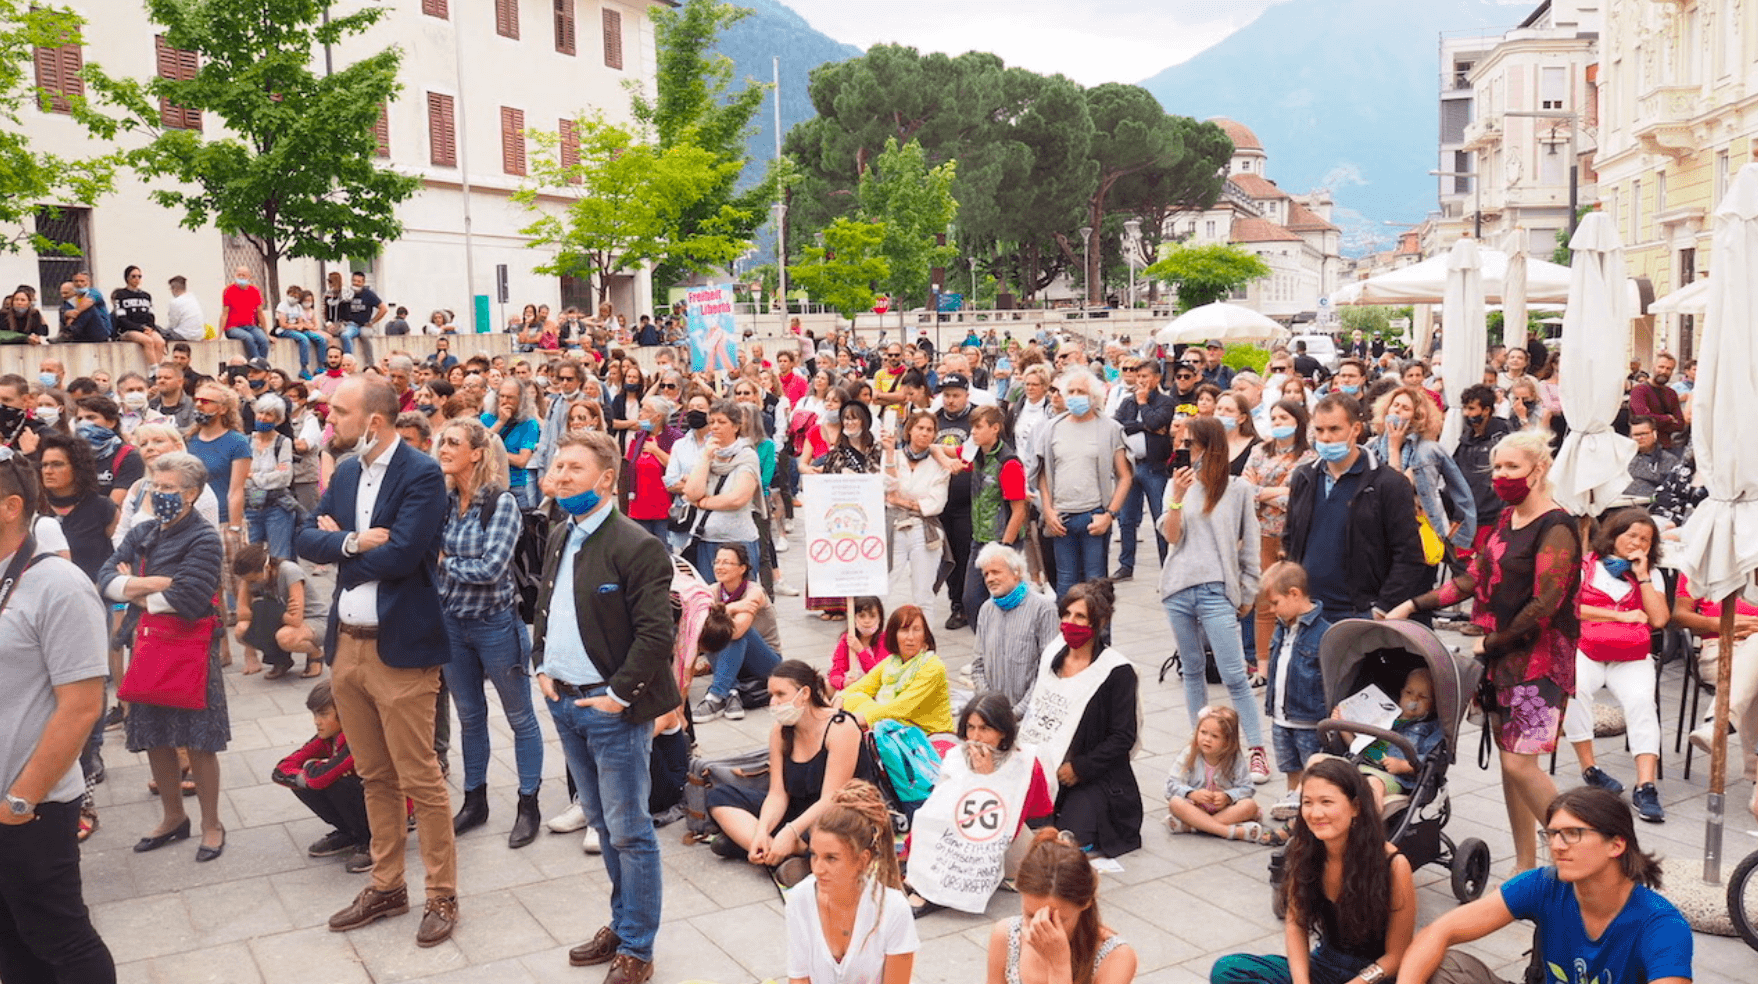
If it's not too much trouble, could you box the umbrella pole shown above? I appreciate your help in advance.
[1702,592,1739,884]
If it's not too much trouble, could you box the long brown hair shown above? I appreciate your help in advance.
[1546,787,1663,889]
[1016,828,1105,984]
[1185,416,1231,514]
[1282,758,1393,947]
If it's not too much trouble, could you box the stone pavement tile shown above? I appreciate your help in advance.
[446,888,558,965]
[1134,962,1210,984]
[118,822,308,895]
[686,899,786,980]
[413,955,539,984]
[448,836,550,893]
[1108,881,1277,952]
[90,891,197,962]
[257,710,324,748]
[226,778,321,828]
[913,904,991,941]
[674,852,787,912]
[1098,905,1208,974]
[145,939,262,983]
[911,926,992,984]
[510,876,616,948]
[180,874,296,949]
[346,908,469,982]
[652,919,753,983]
[114,958,154,984]
[214,718,275,754]
[247,925,370,984]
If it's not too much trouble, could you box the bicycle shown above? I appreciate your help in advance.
[1731,845,1758,952]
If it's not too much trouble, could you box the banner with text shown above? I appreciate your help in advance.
[685,284,738,373]
[800,473,888,596]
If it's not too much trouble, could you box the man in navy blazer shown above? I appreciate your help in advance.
[295,376,459,947]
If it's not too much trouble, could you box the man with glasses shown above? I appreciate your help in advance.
[871,343,910,417]
[1168,362,1202,406]
[1398,787,1690,984]
[533,358,587,480]
[0,447,116,981]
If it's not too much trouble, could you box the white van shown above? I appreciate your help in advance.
[1290,333,1341,373]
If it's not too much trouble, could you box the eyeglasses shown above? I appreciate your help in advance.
[657,383,678,391]
[1540,826,1603,846]
[193,397,221,407]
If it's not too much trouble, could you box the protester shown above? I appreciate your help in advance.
[1165,705,1268,843]
[1036,368,1131,597]
[1242,399,1315,678]
[36,429,117,582]
[982,829,1136,984]
[959,404,1029,630]
[695,545,782,722]
[784,781,918,984]
[272,680,373,873]
[887,411,952,624]
[970,542,1060,718]
[1367,386,1477,559]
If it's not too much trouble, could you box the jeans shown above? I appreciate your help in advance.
[1052,508,1112,599]
[0,799,116,983]
[1164,582,1266,749]
[340,323,364,355]
[547,695,661,962]
[442,607,544,795]
[279,330,328,373]
[510,481,537,511]
[291,774,372,846]
[708,628,782,701]
[633,517,669,541]
[1117,463,1168,573]
[225,324,270,360]
[246,503,296,560]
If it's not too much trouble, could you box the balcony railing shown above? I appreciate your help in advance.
[1462,116,1502,150]
[1635,84,1700,157]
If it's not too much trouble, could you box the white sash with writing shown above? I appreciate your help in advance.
[1017,645,1131,799]
[909,743,1036,913]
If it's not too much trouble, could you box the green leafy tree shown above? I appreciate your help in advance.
[790,217,889,326]
[631,0,776,306]
[1076,84,1176,304]
[514,116,749,305]
[1145,243,1271,312]
[0,3,120,253]
[856,138,958,308]
[1112,116,1234,301]
[88,0,419,300]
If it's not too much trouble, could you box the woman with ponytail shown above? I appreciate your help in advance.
[984,828,1135,984]
[784,779,918,984]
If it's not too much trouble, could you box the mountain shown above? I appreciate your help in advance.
[1139,0,1530,254]
[715,0,862,179]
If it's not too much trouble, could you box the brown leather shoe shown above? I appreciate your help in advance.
[604,953,654,984]
[415,895,458,948]
[568,926,623,967]
[328,885,409,932]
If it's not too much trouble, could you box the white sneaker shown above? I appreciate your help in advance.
[582,826,601,854]
[774,580,802,597]
[774,536,789,553]
[546,801,588,833]
[1270,788,1301,822]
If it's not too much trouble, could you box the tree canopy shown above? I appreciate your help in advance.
[1145,243,1272,311]
[788,217,888,325]
[857,138,958,309]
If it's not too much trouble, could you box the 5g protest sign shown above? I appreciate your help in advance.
[800,473,887,596]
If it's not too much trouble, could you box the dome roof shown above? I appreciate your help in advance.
[1209,117,1263,154]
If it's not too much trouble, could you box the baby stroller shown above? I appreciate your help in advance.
[1269,618,1492,917]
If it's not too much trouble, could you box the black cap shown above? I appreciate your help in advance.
[939,373,970,391]
[246,357,272,372]
[1205,339,1225,349]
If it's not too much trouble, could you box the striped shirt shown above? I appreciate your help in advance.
[436,487,521,620]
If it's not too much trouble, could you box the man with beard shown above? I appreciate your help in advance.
[1629,352,1686,449]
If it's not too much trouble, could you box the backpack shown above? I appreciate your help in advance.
[681,745,772,843]
[475,485,550,623]
[867,719,942,806]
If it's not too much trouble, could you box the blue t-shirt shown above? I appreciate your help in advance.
[482,414,541,488]
[1501,867,1692,984]
[187,430,252,522]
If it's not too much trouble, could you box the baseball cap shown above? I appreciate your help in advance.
[938,373,970,391]
[1205,339,1225,349]
[246,357,272,372]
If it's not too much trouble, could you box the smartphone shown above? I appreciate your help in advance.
[1172,447,1191,471]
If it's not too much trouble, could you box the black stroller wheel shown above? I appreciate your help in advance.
[1451,837,1491,902]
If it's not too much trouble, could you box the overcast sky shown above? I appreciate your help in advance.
[778,0,1289,86]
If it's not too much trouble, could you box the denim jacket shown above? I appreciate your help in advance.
[1264,600,1332,725]
[1368,434,1478,549]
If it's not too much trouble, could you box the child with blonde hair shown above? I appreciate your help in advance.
[1166,706,1275,843]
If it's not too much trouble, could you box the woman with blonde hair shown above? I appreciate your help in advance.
[1368,385,1477,560]
[784,780,918,984]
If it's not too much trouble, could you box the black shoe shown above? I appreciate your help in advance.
[508,791,541,849]
[133,817,191,853]
[711,833,746,860]
[195,827,226,863]
[452,786,489,835]
[308,830,357,858]
[944,611,968,631]
[86,751,105,786]
[1111,568,1134,581]
[103,705,125,731]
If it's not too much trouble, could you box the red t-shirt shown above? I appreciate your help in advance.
[222,283,263,329]
[997,457,1028,501]
[1676,573,1758,639]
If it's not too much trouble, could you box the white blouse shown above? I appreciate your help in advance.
[785,875,918,984]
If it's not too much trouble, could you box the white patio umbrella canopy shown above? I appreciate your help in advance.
[1551,213,1636,518]
[1501,230,1530,351]
[1154,302,1290,345]
[1437,238,1485,452]
[1649,277,1710,317]
[1332,247,1572,306]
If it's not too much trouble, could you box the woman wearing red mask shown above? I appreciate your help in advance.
[1388,429,1581,875]
[1016,579,1143,857]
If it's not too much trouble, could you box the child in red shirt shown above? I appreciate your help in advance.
[272,681,371,873]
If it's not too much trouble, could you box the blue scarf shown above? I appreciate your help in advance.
[993,582,1028,611]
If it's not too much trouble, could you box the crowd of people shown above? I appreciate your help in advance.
[0,288,1745,984]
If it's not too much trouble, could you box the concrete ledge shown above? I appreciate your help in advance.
[0,332,515,380]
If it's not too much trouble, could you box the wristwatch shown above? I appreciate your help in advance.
[5,793,33,818]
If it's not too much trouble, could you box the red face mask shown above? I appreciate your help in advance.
[1492,475,1531,505]
[1060,621,1095,649]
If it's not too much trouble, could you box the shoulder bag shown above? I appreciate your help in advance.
[117,543,216,710]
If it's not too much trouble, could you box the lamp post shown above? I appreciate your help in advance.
[1501,109,1581,243]
[1123,219,1144,311]
[968,256,977,309]
[1078,225,1093,313]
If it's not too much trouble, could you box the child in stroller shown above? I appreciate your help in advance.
[1331,666,1445,813]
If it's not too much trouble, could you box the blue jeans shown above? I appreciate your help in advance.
[279,330,328,373]
[1117,463,1168,573]
[340,323,364,355]
[510,481,537,510]
[708,629,781,701]
[246,503,296,560]
[633,517,669,541]
[442,607,543,795]
[1052,509,1111,599]
[547,695,661,962]
[226,324,270,359]
[1164,582,1266,749]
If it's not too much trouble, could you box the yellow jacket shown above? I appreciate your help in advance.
[840,650,954,735]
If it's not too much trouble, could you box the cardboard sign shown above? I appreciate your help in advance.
[800,473,887,595]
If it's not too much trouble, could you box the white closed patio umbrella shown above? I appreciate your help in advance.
[1676,163,1758,884]
[1437,237,1485,452]
[1551,213,1636,518]
[1501,228,1530,351]
[1154,302,1290,345]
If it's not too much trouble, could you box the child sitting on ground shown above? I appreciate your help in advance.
[828,596,889,690]
[1166,705,1276,844]
[1259,562,1334,823]
[271,681,371,873]
[1333,666,1444,813]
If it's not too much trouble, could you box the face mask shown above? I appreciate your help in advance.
[625,383,640,392]
[686,410,708,430]
[1270,424,1297,441]
[193,410,214,426]
[248,378,265,390]
[325,367,343,378]
[78,422,115,444]
[234,278,250,287]
[1384,413,1403,431]
[1065,394,1091,416]
[638,419,655,433]
[842,423,862,437]
[417,403,437,416]
[558,485,602,517]
[1060,620,1095,649]
[34,407,59,426]
[535,375,551,389]
[36,373,57,388]
[1492,474,1532,505]
[122,391,148,410]
[1220,415,1238,431]
[10,304,26,314]
[151,490,185,524]
[254,420,277,433]
[1602,555,1633,579]
[0,403,23,439]
[771,695,806,728]
[1463,413,1484,428]
[1338,384,1360,395]
[1313,439,1351,462]
[993,581,1028,611]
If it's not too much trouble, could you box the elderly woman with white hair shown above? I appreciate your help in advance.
[969,542,1060,719]
[483,377,544,509]
[244,393,298,561]
[100,451,230,862]
[624,393,681,540]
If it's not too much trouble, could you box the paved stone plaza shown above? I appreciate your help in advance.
[80,540,1757,983]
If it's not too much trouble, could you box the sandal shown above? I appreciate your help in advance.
[818,611,846,622]
[77,807,99,842]
[1247,670,1268,689]
[180,772,197,797]
[302,658,324,678]
[1259,825,1290,847]
[1167,816,1193,834]
[905,887,944,919]
[1227,822,1263,842]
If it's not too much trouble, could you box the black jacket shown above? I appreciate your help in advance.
[1281,448,1429,614]
[1454,417,1511,526]
[1113,388,1176,468]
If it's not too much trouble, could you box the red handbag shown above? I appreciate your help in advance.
[119,612,214,710]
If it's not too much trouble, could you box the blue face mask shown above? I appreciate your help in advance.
[1270,424,1297,441]
[1313,439,1352,462]
[1384,413,1403,431]
[254,420,277,433]
[1602,555,1633,579]
[151,490,185,524]
[993,581,1028,611]
[36,372,57,388]
[558,486,602,517]
[1064,394,1091,417]
[1220,415,1238,431]
[77,422,115,444]
[234,278,250,288]
[1339,384,1360,395]
[638,419,655,433]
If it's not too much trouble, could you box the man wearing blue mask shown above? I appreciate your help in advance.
[1280,394,1427,622]
[1035,367,1132,599]
[1325,357,1368,399]
[533,431,678,983]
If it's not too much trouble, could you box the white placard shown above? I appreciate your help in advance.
[800,473,888,595]
[1335,683,1400,755]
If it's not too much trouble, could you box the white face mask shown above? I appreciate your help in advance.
[771,693,806,727]
[35,407,59,426]
[121,391,148,410]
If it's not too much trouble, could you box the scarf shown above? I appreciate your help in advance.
[708,438,749,477]
[993,581,1029,611]
[903,446,931,463]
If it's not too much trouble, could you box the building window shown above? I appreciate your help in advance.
[1539,66,1567,111]
[1205,220,1216,239]
[556,1,577,55]
[1656,170,1667,214]
[427,92,456,167]
[422,0,448,18]
[603,8,624,70]
[560,118,581,184]
[1631,179,1642,242]
[1241,160,1251,172]
[501,106,526,176]
[32,28,83,114]
[1441,100,1470,145]
[154,35,200,131]
[374,103,390,158]
[34,206,91,300]
[496,0,520,39]
[1717,149,1730,204]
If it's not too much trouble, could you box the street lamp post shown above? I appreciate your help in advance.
[1501,109,1581,242]
[968,256,977,309]
[1123,219,1144,311]
[1078,225,1093,313]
